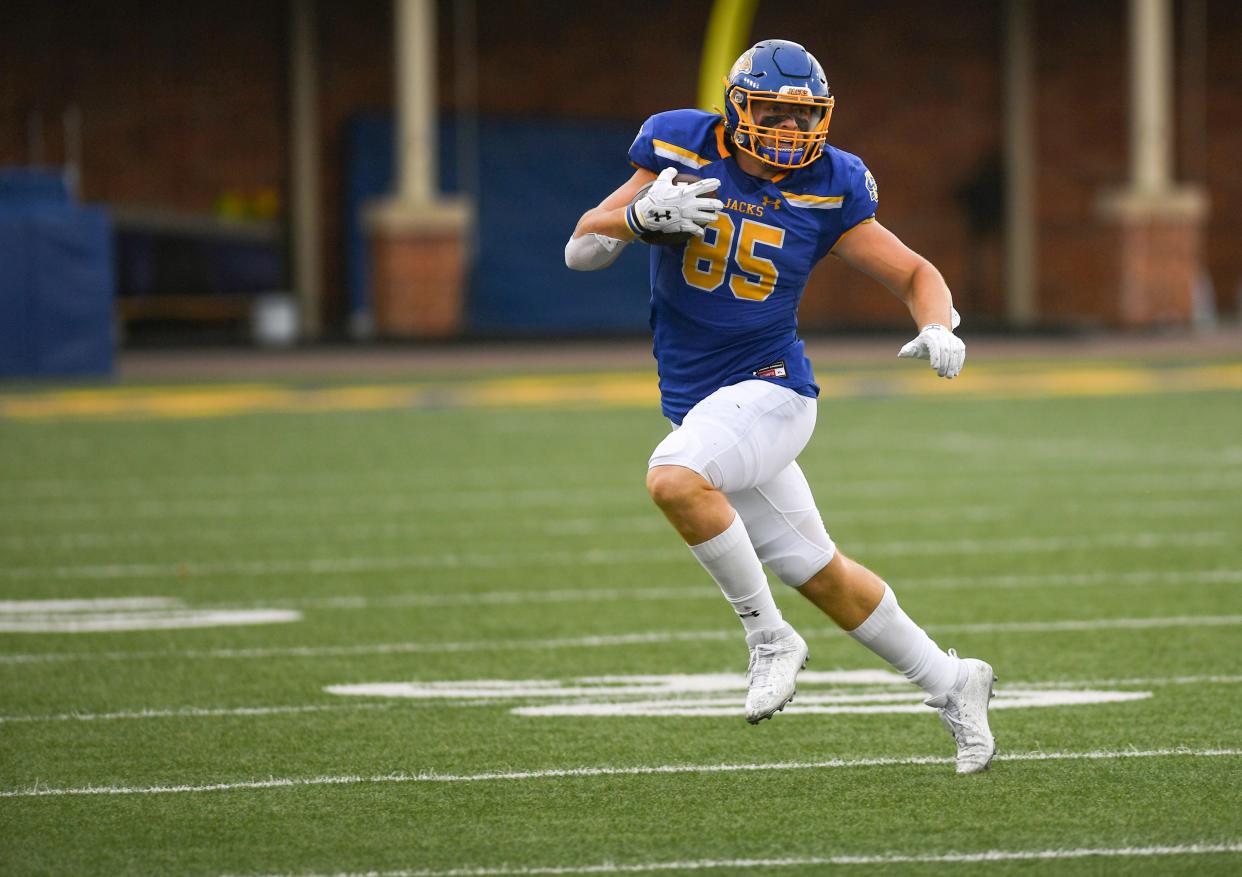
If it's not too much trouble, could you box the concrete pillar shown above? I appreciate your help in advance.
[289,0,322,339]
[396,0,436,204]
[367,0,473,339]
[1131,0,1172,192]
[1095,0,1207,327]
[1004,0,1037,327]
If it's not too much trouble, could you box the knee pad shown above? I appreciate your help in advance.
[730,479,836,588]
[754,506,836,587]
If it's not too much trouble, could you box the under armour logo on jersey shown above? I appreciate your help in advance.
[761,195,782,210]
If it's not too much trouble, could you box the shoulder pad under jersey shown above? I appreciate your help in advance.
[628,109,730,175]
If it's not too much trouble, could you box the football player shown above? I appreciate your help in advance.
[566,39,994,774]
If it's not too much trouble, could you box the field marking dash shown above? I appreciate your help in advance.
[3,747,1238,798]
[225,842,1242,876]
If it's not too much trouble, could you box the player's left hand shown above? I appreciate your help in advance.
[897,324,966,378]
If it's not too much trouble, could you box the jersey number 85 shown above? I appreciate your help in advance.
[682,215,786,302]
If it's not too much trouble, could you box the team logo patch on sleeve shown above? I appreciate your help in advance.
[865,170,879,202]
[753,360,788,379]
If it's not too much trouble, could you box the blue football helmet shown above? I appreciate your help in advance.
[723,40,834,169]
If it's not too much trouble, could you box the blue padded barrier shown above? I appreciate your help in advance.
[0,189,115,377]
[0,212,36,375]
[0,168,71,207]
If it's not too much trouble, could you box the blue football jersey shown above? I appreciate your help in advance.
[628,109,879,423]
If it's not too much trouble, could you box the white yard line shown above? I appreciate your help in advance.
[5,497,1234,552]
[157,568,1242,614]
[0,597,180,613]
[3,449,1236,500]
[0,703,392,724]
[1,531,1232,581]
[1010,674,1242,688]
[3,747,1238,799]
[926,615,1242,634]
[228,842,1242,876]
[0,631,736,665]
[0,488,645,525]
[4,613,1241,665]
[4,470,1241,524]
[0,609,302,633]
[6,436,1238,497]
[1,568,1236,625]
[541,498,1237,535]
[914,568,1242,591]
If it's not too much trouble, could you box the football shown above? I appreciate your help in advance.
[630,172,704,246]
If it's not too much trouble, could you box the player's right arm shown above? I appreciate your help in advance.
[573,167,657,241]
[567,167,724,271]
[564,168,654,272]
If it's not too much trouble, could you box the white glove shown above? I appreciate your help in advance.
[897,323,966,378]
[629,167,723,238]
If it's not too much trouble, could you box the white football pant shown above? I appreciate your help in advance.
[648,380,836,587]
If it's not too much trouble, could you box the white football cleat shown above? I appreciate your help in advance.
[744,623,808,724]
[925,650,997,774]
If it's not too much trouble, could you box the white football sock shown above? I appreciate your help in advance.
[689,514,784,634]
[847,583,965,697]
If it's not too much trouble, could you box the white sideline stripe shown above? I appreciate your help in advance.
[0,609,302,633]
[0,531,1231,581]
[3,747,1238,799]
[0,703,392,724]
[0,597,179,613]
[228,843,1242,876]
[4,614,1241,665]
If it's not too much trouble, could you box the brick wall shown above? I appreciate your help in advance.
[2,0,1238,332]
[0,0,286,212]
[1203,0,1242,317]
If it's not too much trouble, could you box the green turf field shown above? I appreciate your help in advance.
[2,358,1241,875]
